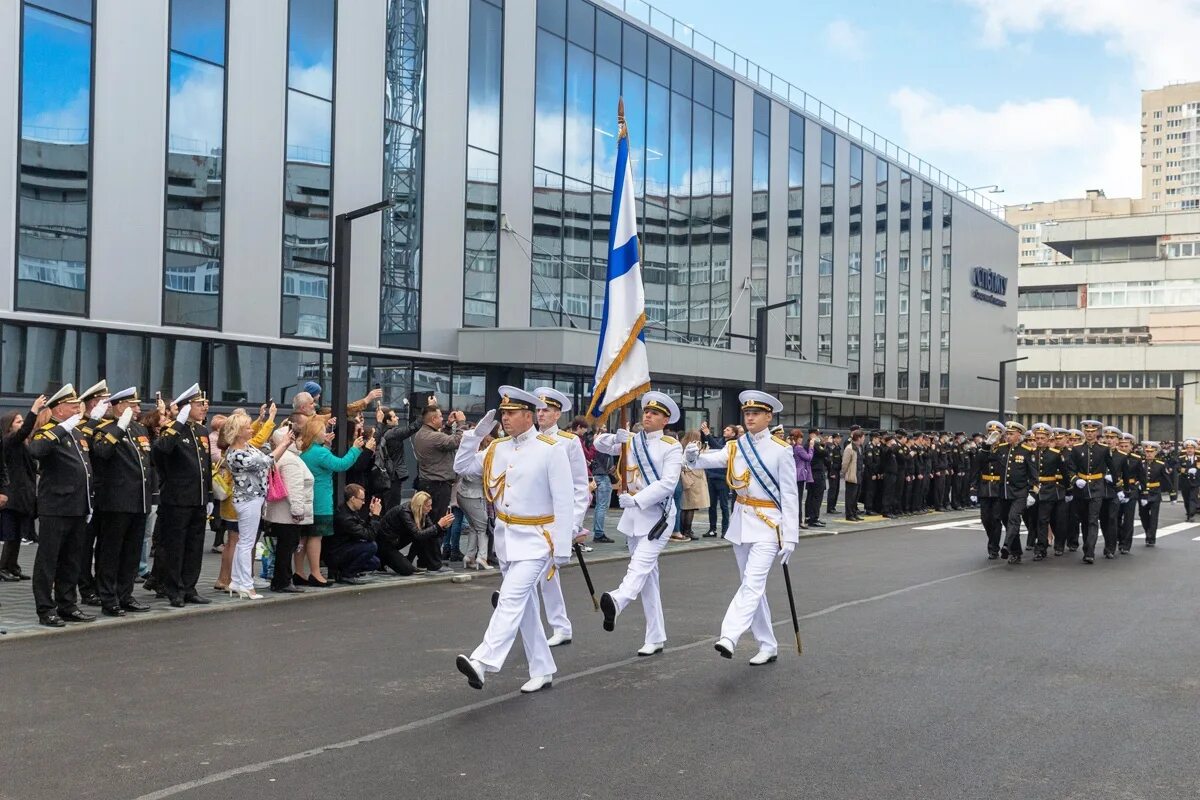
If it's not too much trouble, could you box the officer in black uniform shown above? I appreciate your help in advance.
[880,433,900,517]
[987,421,1037,564]
[1067,420,1112,564]
[863,431,882,515]
[152,383,213,608]
[1025,423,1067,560]
[970,420,1005,559]
[1138,441,1167,546]
[27,385,95,627]
[1178,439,1199,521]
[74,379,111,606]
[1098,425,1126,559]
[90,387,154,616]
[1162,441,1179,503]
[1115,432,1142,555]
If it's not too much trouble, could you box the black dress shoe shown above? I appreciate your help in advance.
[987,553,999,560]
[81,595,102,607]
[0,569,18,581]
[702,531,718,538]
[490,590,499,609]
[101,606,126,617]
[307,575,334,588]
[593,535,615,544]
[1103,552,1115,559]
[1000,546,1010,559]
[169,597,185,608]
[39,615,66,628]
[449,550,466,562]
[270,585,304,594]
[1032,553,1045,562]
[121,600,151,612]
[1067,546,1078,552]
[60,609,96,622]
[1082,556,1095,564]
[600,592,617,632]
[184,593,211,604]
[1146,541,1156,547]
[1053,549,1064,556]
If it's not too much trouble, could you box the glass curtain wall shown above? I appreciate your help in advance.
[897,172,911,395]
[463,0,502,327]
[532,0,731,343]
[940,193,952,404]
[785,112,804,357]
[873,159,887,397]
[847,144,862,392]
[16,0,94,315]
[919,182,932,402]
[380,0,427,349]
[281,0,336,340]
[163,0,227,330]
[817,128,835,363]
[748,92,770,344]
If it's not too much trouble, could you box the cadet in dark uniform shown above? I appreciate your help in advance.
[90,387,154,616]
[1115,433,1141,556]
[1162,442,1179,503]
[1061,428,1084,551]
[1178,439,1199,521]
[1026,423,1066,560]
[987,421,1037,564]
[1138,441,1167,546]
[1099,426,1125,559]
[880,433,900,518]
[971,420,1005,559]
[152,383,213,608]
[27,385,95,627]
[1067,420,1111,564]
[75,379,111,606]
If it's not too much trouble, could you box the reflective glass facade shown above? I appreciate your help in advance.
[463,0,502,328]
[897,171,912,395]
[940,193,952,404]
[533,0,733,344]
[281,0,335,340]
[163,0,227,329]
[749,93,769,341]
[919,181,932,402]
[380,0,426,349]
[785,112,804,357]
[16,1,93,316]
[817,128,834,363]
[847,144,863,392]
[873,158,887,397]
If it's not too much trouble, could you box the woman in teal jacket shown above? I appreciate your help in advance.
[295,416,371,587]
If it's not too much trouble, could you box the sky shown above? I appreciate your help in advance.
[646,0,1200,205]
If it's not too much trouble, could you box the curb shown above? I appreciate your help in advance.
[0,509,978,643]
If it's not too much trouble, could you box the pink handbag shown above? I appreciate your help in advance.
[266,466,289,503]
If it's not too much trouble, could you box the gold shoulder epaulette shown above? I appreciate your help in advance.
[661,435,678,445]
[1021,443,1035,451]
[95,418,113,429]
[1156,458,1165,464]
[105,432,119,444]
[556,430,577,440]
[537,433,557,446]
[34,424,57,441]
[1130,453,1143,460]
[1049,447,1060,453]
[771,435,789,447]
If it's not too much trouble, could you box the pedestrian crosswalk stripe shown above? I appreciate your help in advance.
[1133,522,1198,539]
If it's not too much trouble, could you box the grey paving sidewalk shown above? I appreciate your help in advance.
[0,505,976,641]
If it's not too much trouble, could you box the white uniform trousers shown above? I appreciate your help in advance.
[538,557,572,637]
[470,556,557,679]
[721,541,778,651]
[610,533,670,647]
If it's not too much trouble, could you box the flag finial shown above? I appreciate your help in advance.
[617,96,627,140]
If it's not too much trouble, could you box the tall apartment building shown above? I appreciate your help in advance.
[1141,80,1200,212]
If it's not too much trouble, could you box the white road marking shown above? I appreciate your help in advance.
[128,563,1001,800]
[1134,522,1199,540]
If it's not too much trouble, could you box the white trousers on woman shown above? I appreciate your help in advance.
[231,497,264,592]
[610,532,670,647]
[721,541,778,652]
[470,556,556,679]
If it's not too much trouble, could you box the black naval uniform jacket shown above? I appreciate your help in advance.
[972,442,1002,498]
[1140,458,1168,500]
[1116,451,1142,499]
[986,441,1037,499]
[1176,453,1199,491]
[1067,442,1112,501]
[152,420,212,508]
[90,417,154,515]
[1029,446,1068,503]
[27,420,94,517]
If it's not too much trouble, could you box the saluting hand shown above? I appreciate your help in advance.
[117,407,134,431]
[30,394,48,414]
[175,403,191,425]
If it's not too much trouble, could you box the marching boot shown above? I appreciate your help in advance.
[456,655,485,690]
[749,647,778,666]
[714,637,735,659]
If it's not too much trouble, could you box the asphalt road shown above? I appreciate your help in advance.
[4,505,1200,800]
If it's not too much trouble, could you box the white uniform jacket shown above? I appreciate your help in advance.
[691,429,800,545]
[454,426,574,562]
[594,430,682,538]
[544,425,591,533]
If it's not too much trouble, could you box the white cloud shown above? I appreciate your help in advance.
[959,0,1200,85]
[889,87,1141,204]
[26,88,89,135]
[823,19,867,62]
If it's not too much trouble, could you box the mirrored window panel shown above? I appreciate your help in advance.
[16,2,94,315]
[463,0,503,328]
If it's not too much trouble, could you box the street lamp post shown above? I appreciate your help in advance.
[331,200,394,492]
[755,300,796,390]
[1174,380,1200,446]
[997,356,1028,421]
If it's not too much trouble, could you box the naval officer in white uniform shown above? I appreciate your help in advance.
[453,387,576,693]
[594,391,683,656]
[532,387,591,647]
[685,390,799,665]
